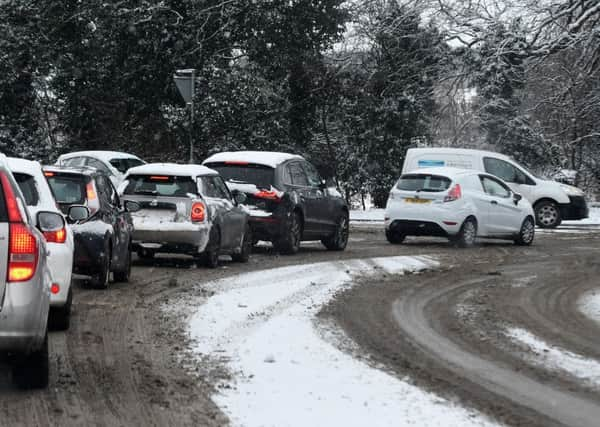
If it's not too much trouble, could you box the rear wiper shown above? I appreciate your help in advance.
[134,190,158,195]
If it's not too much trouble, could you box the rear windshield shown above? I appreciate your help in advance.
[109,158,144,174]
[46,174,87,204]
[14,173,40,206]
[205,163,274,189]
[396,174,451,192]
[122,175,198,197]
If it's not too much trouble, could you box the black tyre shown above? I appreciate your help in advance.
[114,247,132,282]
[534,200,561,228]
[454,217,477,248]
[13,332,49,389]
[385,229,405,244]
[232,224,252,263]
[322,213,350,251]
[91,243,111,289]
[137,248,155,260]
[515,217,535,246]
[275,211,302,255]
[50,287,72,331]
[202,227,220,268]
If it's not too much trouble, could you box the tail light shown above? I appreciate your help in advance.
[444,184,462,202]
[254,190,282,202]
[44,227,67,244]
[86,181,100,216]
[8,224,38,282]
[191,202,206,222]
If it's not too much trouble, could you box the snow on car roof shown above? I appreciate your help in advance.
[7,157,60,212]
[404,167,476,178]
[57,150,142,162]
[125,163,218,178]
[203,151,304,168]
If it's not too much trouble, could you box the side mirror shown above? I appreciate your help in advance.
[232,190,247,205]
[124,200,140,212]
[318,179,327,190]
[68,205,90,222]
[37,211,65,232]
[513,193,523,205]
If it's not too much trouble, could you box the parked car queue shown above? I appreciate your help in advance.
[0,147,589,390]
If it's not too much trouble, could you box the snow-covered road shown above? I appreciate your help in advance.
[185,256,499,427]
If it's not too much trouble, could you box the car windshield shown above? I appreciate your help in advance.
[123,175,198,197]
[109,158,145,174]
[396,174,451,192]
[205,163,274,189]
[46,174,87,204]
[14,173,40,206]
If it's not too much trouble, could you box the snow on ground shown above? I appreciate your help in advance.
[186,256,499,427]
[507,327,600,387]
[578,291,600,324]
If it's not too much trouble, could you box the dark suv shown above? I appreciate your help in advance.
[43,166,137,288]
[203,151,349,254]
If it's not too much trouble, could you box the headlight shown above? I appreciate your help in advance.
[559,184,584,196]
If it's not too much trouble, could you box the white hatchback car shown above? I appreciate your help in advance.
[384,167,535,247]
[8,158,75,330]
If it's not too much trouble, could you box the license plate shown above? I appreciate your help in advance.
[404,198,431,204]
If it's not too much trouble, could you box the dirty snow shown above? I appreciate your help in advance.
[186,256,499,427]
[578,291,600,324]
[507,327,600,387]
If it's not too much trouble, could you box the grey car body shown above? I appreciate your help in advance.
[0,155,52,388]
[119,163,250,266]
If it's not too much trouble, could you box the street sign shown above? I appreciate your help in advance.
[173,69,196,104]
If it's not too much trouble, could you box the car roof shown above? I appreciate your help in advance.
[43,165,99,176]
[203,151,304,168]
[404,167,477,178]
[407,147,512,162]
[57,150,142,162]
[125,163,218,178]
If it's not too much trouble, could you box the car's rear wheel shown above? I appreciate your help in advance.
[534,200,562,228]
[50,287,72,331]
[454,217,477,248]
[13,332,49,389]
[92,243,111,289]
[202,227,221,268]
[232,224,252,262]
[515,217,535,246]
[322,213,349,251]
[114,246,132,282]
[386,229,405,244]
[275,211,302,255]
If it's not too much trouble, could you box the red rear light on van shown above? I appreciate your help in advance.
[44,227,67,244]
[444,184,462,202]
[254,190,282,202]
[191,202,206,222]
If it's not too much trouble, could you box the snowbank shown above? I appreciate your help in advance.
[184,256,498,427]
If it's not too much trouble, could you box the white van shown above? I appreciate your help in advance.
[402,148,588,228]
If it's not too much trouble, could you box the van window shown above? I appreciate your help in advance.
[396,174,451,192]
[483,157,532,185]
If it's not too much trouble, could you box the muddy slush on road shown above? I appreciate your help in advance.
[323,229,600,427]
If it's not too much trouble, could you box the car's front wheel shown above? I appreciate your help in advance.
[321,213,349,251]
[515,217,535,246]
[114,246,132,282]
[13,332,49,389]
[454,217,477,248]
[232,224,252,262]
[534,200,562,228]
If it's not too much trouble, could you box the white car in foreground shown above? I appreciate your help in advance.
[8,158,75,330]
[384,167,535,247]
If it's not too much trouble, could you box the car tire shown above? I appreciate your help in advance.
[202,227,220,268]
[454,217,477,248]
[385,229,405,244]
[321,213,349,251]
[137,248,155,260]
[275,211,302,255]
[534,200,562,228]
[232,224,252,263]
[515,217,535,246]
[13,332,49,389]
[92,243,111,289]
[50,287,72,331]
[114,247,132,282]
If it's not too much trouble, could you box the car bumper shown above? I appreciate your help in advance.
[559,196,589,220]
[384,201,466,236]
[0,280,49,353]
[131,222,211,254]
[46,242,73,307]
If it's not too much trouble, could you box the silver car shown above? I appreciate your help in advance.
[120,163,251,268]
[0,155,61,388]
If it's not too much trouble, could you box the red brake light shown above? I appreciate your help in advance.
[444,184,462,202]
[44,227,67,244]
[191,202,206,222]
[44,171,55,177]
[51,283,60,294]
[86,182,97,200]
[150,176,170,181]
[254,190,281,202]
[225,161,249,165]
[8,223,38,282]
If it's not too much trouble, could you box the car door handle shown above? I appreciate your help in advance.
[490,200,498,205]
